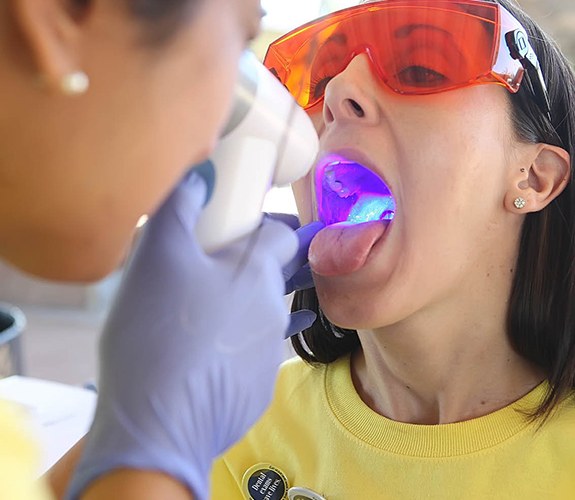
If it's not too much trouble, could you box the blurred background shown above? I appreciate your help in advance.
[1,0,573,387]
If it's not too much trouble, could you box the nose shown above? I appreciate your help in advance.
[322,54,381,127]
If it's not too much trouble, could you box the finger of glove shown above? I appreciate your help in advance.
[282,221,324,285]
[137,171,209,264]
[264,212,301,230]
[148,170,209,236]
[285,263,314,295]
[252,218,298,268]
[190,160,216,204]
[285,310,317,338]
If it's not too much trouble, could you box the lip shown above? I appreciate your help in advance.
[313,147,396,224]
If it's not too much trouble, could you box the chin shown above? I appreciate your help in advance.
[325,313,381,331]
[315,278,402,331]
[317,292,371,330]
[8,242,126,283]
[55,262,118,283]
[24,257,119,283]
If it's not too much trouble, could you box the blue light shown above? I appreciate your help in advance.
[348,194,395,223]
[316,155,396,226]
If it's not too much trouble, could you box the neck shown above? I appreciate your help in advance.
[351,297,544,425]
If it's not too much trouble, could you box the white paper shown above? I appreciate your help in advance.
[0,375,96,475]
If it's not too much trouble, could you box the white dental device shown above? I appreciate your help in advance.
[194,51,319,253]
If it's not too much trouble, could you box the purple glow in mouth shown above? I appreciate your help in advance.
[315,155,396,226]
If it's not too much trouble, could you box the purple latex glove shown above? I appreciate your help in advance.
[266,213,324,337]
[67,172,298,500]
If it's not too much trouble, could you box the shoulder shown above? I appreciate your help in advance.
[274,356,324,392]
[526,390,575,461]
[0,399,52,499]
[272,355,351,407]
[210,357,345,498]
[251,356,328,418]
[544,392,575,437]
[0,399,39,460]
[221,355,347,452]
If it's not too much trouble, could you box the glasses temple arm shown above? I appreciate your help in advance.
[506,29,552,122]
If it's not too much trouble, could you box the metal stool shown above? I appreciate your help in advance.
[0,303,25,377]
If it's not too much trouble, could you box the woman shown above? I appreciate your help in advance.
[0,1,316,499]
[211,0,575,498]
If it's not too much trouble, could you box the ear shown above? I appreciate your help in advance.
[11,0,86,92]
[506,143,571,213]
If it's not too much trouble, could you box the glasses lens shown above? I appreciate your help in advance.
[265,1,500,108]
[381,3,498,94]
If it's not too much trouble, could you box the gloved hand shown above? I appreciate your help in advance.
[67,171,299,500]
[267,213,324,337]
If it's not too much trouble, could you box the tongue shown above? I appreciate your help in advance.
[309,221,387,276]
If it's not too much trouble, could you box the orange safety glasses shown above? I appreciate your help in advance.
[263,0,551,118]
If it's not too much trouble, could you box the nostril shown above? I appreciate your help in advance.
[347,99,365,118]
[324,103,335,123]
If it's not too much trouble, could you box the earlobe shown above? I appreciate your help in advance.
[507,143,571,213]
[11,0,86,93]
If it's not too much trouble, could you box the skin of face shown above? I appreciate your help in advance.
[293,52,535,332]
[0,0,261,281]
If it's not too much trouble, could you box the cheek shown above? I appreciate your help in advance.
[398,108,509,217]
[162,4,246,163]
[291,111,325,222]
[180,54,241,162]
[292,173,314,223]
[309,111,325,132]
[199,50,241,124]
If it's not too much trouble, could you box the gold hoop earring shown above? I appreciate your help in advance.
[60,71,90,96]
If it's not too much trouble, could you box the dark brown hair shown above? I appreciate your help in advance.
[291,0,575,419]
[73,0,202,42]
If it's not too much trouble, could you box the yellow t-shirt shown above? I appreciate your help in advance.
[211,356,575,499]
[0,399,52,500]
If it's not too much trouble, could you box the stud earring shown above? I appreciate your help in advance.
[514,197,527,209]
[60,71,90,96]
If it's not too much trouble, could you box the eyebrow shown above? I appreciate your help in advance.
[394,24,453,39]
[323,33,349,46]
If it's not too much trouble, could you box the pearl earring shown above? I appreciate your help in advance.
[514,197,527,209]
[60,71,90,96]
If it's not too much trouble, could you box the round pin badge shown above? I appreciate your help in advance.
[242,463,289,500]
[287,486,327,500]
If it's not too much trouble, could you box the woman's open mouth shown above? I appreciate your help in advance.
[309,153,396,277]
[315,154,396,226]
